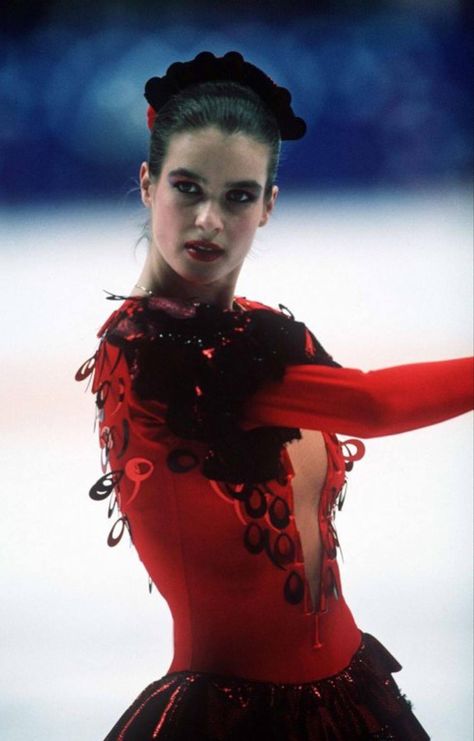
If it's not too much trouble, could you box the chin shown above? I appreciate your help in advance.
[178,265,226,285]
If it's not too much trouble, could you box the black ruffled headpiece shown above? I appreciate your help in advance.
[144,51,307,141]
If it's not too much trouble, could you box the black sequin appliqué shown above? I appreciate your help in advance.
[99,296,341,485]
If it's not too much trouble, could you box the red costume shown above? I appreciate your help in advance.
[77,295,473,740]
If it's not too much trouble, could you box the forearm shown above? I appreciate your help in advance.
[245,357,474,438]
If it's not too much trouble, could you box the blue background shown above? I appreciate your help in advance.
[1,0,472,201]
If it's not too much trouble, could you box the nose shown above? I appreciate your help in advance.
[194,198,224,233]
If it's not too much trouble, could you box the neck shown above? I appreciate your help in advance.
[133,248,239,309]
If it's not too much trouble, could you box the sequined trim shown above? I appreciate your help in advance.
[104,634,430,741]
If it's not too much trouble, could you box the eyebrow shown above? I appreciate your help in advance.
[168,168,263,193]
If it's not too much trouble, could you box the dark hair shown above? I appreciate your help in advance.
[147,80,281,201]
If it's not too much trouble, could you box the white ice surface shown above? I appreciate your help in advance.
[0,186,472,740]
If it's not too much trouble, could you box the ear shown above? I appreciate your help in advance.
[140,162,153,207]
[258,185,279,227]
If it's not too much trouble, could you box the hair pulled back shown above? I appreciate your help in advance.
[147,80,281,201]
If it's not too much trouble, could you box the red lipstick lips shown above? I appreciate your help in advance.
[185,240,224,262]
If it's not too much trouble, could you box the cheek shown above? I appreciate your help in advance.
[233,208,262,233]
[229,219,260,259]
[238,212,263,242]
[153,203,182,242]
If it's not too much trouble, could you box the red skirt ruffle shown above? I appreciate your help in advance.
[104,633,430,740]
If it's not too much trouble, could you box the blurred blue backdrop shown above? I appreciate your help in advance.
[1,0,472,202]
[2,4,473,740]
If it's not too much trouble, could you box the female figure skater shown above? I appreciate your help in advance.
[76,52,473,740]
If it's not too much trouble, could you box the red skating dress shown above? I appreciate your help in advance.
[76,295,473,740]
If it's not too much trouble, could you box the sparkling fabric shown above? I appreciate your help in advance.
[100,295,341,484]
[104,634,430,740]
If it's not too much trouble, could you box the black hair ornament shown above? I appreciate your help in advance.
[144,50,307,141]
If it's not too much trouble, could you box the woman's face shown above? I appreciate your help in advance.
[140,126,278,301]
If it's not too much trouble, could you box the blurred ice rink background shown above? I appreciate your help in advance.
[1,187,472,741]
[1,2,473,740]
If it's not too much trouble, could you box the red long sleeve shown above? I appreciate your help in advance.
[245,357,474,438]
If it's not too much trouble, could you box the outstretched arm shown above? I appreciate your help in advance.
[245,357,474,438]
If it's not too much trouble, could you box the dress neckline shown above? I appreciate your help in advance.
[123,292,247,314]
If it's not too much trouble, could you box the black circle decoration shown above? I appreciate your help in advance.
[243,487,267,519]
[269,496,290,529]
[167,448,200,473]
[284,570,305,605]
[75,353,96,381]
[243,522,265,555]
[107,516,129,547]
[273,533,296,566]
[89,470,124,500]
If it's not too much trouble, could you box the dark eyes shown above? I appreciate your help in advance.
[173,181,256,204]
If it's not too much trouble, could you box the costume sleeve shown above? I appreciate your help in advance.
[244,357,474,438]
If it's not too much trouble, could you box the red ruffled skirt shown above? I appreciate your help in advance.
[104,634,430,740]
